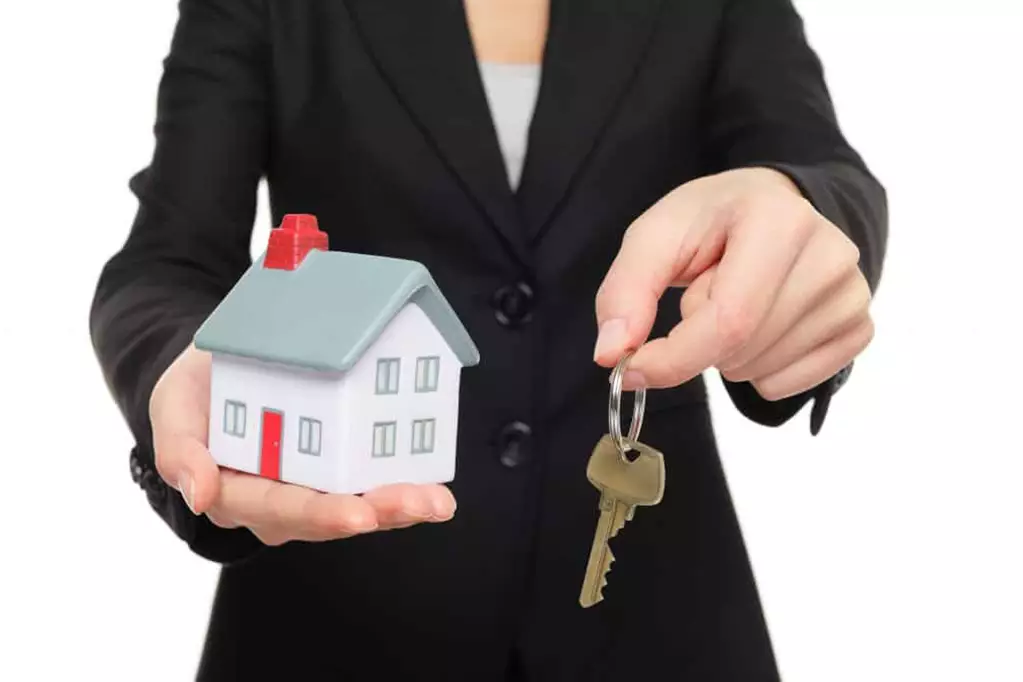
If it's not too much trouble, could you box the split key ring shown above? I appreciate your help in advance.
[608,351,646,461]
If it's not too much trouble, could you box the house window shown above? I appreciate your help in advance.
[411,419,436,454]
[298,417,322,456]
[376,358,400,394]
[223,400,246,437]
[415,356,440,392]
[372,421,397,457]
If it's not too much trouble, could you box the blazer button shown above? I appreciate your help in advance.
[129,450,145,485]
[496,421,533,468]
[141,469,167,505]
[492,282,535,327]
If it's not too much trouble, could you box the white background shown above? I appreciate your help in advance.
[1,1,1021,679]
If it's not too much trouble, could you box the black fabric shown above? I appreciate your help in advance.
[89,0,887,678]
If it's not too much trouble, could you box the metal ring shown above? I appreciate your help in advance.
[608,352,646,459]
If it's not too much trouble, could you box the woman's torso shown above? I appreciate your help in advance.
[198,2,778,680]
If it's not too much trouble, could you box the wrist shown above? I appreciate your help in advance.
[754,167,804,198]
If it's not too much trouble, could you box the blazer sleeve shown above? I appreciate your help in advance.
[700,0,889,434]
[89,0,270,563]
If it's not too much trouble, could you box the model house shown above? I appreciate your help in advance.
[193,214,480,495]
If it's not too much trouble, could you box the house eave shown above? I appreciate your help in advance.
[199,344,349,375]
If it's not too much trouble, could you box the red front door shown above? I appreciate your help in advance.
[260,409,283,480]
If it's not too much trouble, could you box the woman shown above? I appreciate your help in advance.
[90,0,886,678]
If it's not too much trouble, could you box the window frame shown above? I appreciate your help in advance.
[372,421,397,458]
[223,400,246,437]
[414,356,440,393]
[411,418,436,454]
[298,417,322,456]
[375,358,401,394]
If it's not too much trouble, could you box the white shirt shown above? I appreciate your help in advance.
[477,61,542,191]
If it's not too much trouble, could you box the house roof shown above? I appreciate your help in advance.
[193,249,480,372]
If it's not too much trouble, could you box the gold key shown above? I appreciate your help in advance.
[579,434,665,607]
[579,351,666,608]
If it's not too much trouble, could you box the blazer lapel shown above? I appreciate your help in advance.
[517,0,666,242]
[344,0,527,265]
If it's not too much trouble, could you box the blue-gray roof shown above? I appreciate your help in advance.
[193,250,480,372]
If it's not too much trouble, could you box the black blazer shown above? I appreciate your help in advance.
[90,0,887,679]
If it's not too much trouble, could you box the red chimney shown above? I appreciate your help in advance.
[263,214,329,270]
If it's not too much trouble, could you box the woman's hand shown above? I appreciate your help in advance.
[149,345,457,546]
[593,167,874,400]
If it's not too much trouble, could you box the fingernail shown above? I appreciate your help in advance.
[178,473,196,515]
[622,370,647,390]
[594,318,628,361]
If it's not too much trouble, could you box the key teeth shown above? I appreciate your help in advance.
[599,549,615,593]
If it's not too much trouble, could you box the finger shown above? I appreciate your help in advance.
[751,316,875,401]
[149,347,217,514]
[362,484,457,525]
[298,485,458,539]
[679,265,715,319]
[717,221,861,373]
[245,511,367,545]
[249,525,294,547]
[175,345,214,412]
[377,519,428,532]
[211,469,280,526]
[628,300,725,388]
[633,266,714,390]
[593,189,710,366]
[722,271,870,382]
[217,469,379,536]
[205,505,241,529]
[706,195,816,358]
[674,214,727,287]
[149,346,212,438]
[208,484,457,541]
[292,485,382,537]
[152,432,221,515]
[629,195,817,387]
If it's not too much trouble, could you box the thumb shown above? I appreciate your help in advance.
[593,270,658,368]
[154,432,221,515]
[595,203,699,367]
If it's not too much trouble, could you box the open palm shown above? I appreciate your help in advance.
[149,345,457,546]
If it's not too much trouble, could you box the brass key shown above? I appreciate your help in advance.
[579,435,665,607]
[579,351,666,608]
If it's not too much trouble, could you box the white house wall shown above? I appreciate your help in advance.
[339,302,461,492]
[208,353,346,492]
